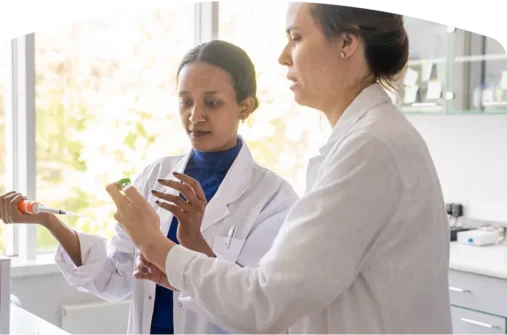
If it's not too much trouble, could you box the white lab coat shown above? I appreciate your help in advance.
[54,139,299,334]
[163,83,454,334]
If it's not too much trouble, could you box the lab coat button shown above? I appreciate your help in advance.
[178,302,183,307]
[148,295,152,300]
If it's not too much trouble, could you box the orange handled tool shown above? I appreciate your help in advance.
[18,199,84,217]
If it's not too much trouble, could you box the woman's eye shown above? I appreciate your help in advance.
[180,99,192,107]
[291,34,301,42]
[206,100,221,108]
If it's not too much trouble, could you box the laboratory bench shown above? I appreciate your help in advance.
[449,242,507,334]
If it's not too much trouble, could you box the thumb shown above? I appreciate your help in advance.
[133,270,151,281]
[123,184,147,207]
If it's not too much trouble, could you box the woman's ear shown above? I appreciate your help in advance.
[239,97,255,121]
[336,32,360,59]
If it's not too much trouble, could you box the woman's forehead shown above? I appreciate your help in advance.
[178,63,234,93]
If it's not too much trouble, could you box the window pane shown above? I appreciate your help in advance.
[0,45,7,254]
[219,1,326,196]
[35,5,196,252]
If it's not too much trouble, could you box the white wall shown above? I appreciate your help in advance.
[11,271,103,329]
[407,114,507,222]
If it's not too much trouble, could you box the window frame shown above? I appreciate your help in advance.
[3,33,37,260]
[3,2,218,264]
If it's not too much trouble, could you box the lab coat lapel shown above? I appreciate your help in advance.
[200,139,254,232]
[156,152,192,237]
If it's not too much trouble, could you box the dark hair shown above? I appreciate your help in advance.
[309,4,409,90]
[177,39,260,111]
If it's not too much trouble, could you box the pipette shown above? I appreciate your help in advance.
[18,199,85,217]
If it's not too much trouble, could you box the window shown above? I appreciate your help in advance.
[218,0,327,196]
[35,5,196,252]
[0,46,7,254]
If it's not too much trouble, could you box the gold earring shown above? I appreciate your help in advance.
[240,112,247,123]
[340,52,345,58]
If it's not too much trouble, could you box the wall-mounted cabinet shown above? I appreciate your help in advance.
[395,16,507,115]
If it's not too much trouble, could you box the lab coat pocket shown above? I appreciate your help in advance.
[211,236,246,263]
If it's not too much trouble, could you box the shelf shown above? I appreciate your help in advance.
[403,109,507,115]
[408,54,507,66]
[401,17,507,119]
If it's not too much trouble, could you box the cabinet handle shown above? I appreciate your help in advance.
[461,317,498,329]
[449,286,471,293]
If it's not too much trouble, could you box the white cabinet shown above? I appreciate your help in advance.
[451,306,506,334]
[449,269,507,333]
[448,242,507,333]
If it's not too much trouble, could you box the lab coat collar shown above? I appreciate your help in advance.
[156,135,254,235]
[200,135,254,231]
[319,83,391,156]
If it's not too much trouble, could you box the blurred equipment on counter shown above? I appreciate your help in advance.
[457,227,505,246]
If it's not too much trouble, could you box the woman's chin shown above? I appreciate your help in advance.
[292,91,310,108]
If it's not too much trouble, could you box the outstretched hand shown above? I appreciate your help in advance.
[152,172,215,257]
[133,253,178,291]
[105,181,174,268]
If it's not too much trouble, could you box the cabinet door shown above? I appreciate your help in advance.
[453,32,507,113]
[451,306,506,334]
[398,16,450,113]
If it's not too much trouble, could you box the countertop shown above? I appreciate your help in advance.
[450,242,507,279]
[10,303,70,335]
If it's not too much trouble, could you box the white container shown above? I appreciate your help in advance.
[457,230,500,246]
[0,257,10,334]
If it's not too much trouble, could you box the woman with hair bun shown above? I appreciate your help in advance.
[106,3,453,334]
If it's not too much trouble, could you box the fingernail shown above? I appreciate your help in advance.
[155,200,160,204]
[151,189,157,194]
[173,172,180,176]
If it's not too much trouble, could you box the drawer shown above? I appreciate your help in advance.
[449,269,507,317]
[451,306,506,334]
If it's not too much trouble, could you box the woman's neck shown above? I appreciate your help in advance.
[191,137,242,171]
[324,78,376,128]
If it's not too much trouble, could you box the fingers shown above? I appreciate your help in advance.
[155,201,186,224]
[0,192,11,223]
[3,192,21,223]
[172,172,206,202]
[133,270,151,280]
[9,194,26,222]
[151,191,191,212]
[0,192,28,224]
[105,182,130,210]
[136,255,150,274]
[157,179,199,206]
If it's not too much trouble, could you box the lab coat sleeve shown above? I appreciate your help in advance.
[177,179,300,333]
[55,169,151,303]
[164,132,403,334]
[54,224,137,302]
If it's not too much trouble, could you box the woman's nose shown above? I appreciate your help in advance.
[278,44,292,66]
[189,107,206,124]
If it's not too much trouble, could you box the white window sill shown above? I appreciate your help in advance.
[10,253,60,278]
